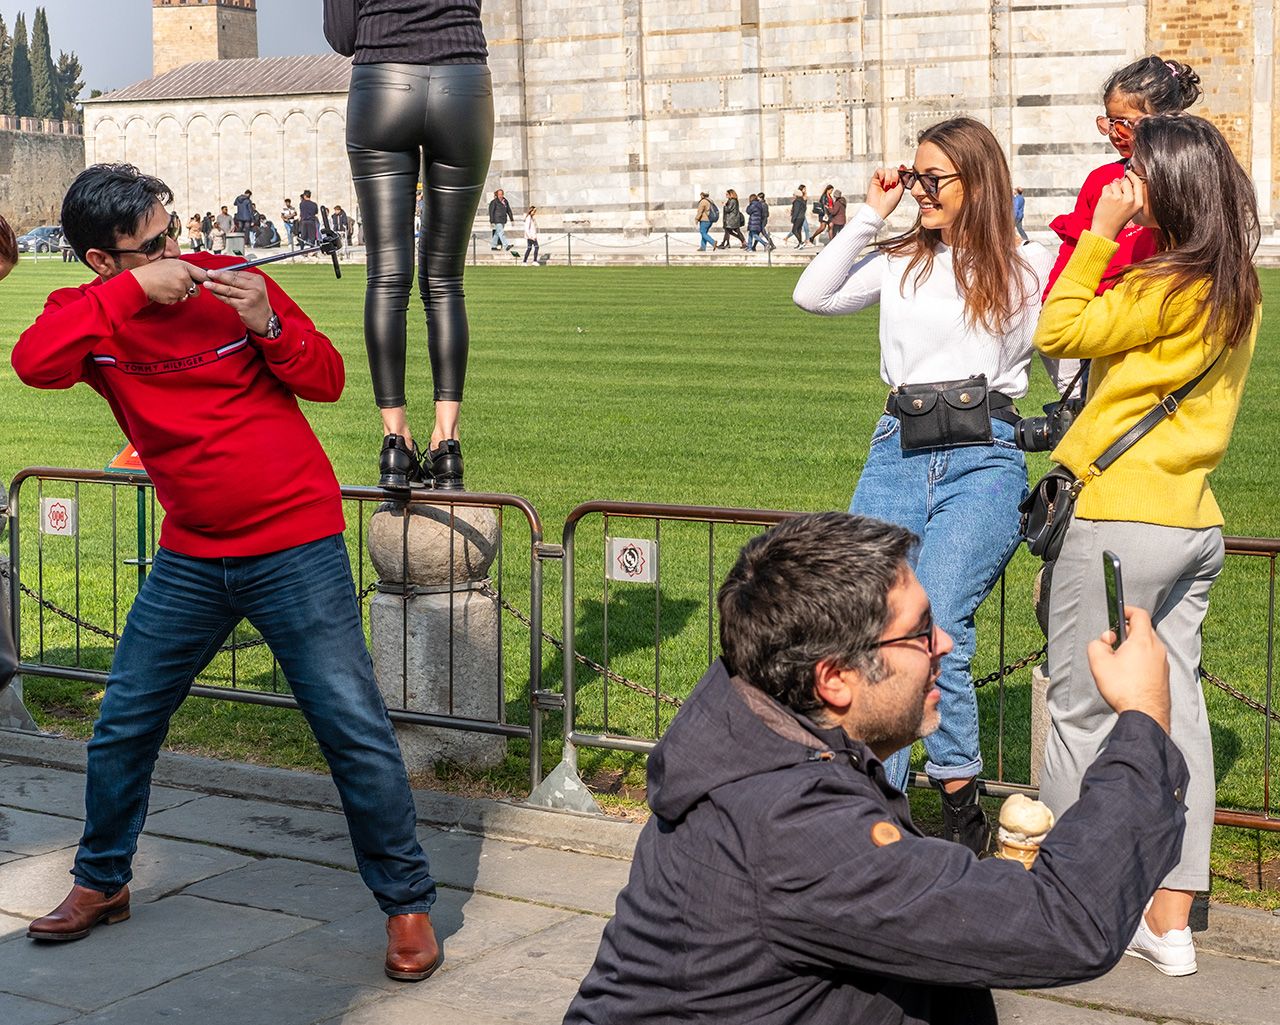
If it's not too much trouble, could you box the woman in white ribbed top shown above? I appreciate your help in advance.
[793,117,1057,855]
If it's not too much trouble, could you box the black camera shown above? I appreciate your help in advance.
[1014,396,1084,452]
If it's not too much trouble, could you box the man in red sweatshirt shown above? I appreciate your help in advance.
[12,164,442,983]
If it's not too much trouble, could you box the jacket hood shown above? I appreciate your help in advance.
[647,659,872,820]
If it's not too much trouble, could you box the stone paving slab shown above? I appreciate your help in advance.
[244,886,578,992]
[144,796,365,869]
[0,807,84,857]
[0,764,196,821]
[425,828,630,915]
[318,994,530,1025]
[996,992,1180,1024]
[0,835,252,919]
[72,962,387,1025]
[0,909,32,939]
[1058,950,1278,1025]
[0,895,320,1012]
[393,912,608,1020]
[0,992,77,1025]
[183,857,372,922]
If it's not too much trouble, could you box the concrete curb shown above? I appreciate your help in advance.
[0,728,642,861]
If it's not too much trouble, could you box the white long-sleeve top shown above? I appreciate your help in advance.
[793,203,1068,398]
[524,214,538,241]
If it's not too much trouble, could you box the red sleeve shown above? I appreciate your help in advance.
[1042,162,1158,300]
[246,268,345,403]
[11,273,150,389]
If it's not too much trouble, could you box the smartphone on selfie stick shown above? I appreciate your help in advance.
[1102,550,1126,649]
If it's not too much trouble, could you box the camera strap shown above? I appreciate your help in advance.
[1087,345,1227,478]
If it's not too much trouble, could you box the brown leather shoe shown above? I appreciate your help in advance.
[28,884,130,942]
[385,912,443,982]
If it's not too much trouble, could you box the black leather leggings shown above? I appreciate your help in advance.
[347,62,494,406]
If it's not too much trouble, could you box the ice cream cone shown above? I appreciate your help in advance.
[996,836,1041,869]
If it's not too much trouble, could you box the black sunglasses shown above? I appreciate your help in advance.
[870,608,935,657]
[99,229,170,261]
[897,166,961,200]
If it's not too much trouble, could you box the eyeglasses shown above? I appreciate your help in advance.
[897,166,961,200]
[1096,115,1141,139]
[871,609,936,657]
[98,229,171,262]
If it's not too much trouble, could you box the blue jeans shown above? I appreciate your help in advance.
[284,221,296,247]
[698,220,716,250]
[850,415,1027,791]
[491,223,509,248]
[747,230,763,250]
[74,535,436,916]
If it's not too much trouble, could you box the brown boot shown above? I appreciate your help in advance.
[28,884,130,942]
[385,912,443,982]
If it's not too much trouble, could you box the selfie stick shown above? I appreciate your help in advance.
[217,222,343,279]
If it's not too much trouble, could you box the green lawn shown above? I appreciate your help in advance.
[3,259,1280,901]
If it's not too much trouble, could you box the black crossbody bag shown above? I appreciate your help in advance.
[1019,348,1226,561]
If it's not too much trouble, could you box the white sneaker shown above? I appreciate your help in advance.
[1124,913,1197,976]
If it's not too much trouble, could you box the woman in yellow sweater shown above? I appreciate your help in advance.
[1034,114,1260,978]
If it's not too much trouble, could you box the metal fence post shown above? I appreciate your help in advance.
[664,233,670,266]
[567,232,572,267]
[471,233,477,266]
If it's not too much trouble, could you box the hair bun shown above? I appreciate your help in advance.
[1168,60,1203,108]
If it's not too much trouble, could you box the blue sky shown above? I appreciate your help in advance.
[0,0,332,94]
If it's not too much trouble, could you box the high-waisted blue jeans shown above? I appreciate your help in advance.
[850,415,1027,791]
[74,535,436,916]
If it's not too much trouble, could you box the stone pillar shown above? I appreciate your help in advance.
[366,502,505,770]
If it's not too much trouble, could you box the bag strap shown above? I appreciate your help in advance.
[1089,345,1227,476]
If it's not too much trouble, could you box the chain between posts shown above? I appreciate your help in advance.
[8,562,1272,724]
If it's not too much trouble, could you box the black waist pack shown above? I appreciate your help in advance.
[892,375,992,452]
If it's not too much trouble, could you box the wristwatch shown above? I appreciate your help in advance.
[256,312,282,340]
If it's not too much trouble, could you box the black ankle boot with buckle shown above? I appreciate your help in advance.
[379,434,425,491]
[427,439,463,491]
[934,778,991,857]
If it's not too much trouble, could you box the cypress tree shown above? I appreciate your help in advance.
[11,13,33,119]
[0,16,13,117]
[55,50,84,122]
[30,8,58,120]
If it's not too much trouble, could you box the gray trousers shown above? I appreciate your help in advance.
[1040,517,1223,891]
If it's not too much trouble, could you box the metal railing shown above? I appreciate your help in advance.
[553,499,1280,830]
[5,468,552,789]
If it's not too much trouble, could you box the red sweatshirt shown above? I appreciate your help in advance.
[12,253,346,557]
[1042,160,1160,300]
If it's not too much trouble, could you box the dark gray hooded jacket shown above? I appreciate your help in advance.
[565,659,1188,1025]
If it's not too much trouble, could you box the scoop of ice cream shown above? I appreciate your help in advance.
[997,794,1055,845]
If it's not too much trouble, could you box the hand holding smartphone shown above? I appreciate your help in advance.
[1102,550,1126,649]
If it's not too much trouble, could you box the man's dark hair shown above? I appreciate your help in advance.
[718,513,917,714]
[61,163,173,264]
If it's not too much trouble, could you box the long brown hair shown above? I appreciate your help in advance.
[1126,113,1260,349]
[0,214,17,268]
[878,117,1031,335]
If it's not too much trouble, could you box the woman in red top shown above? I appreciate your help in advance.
[1042,55,1201,299]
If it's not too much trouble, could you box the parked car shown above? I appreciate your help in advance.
[17,225,62,253]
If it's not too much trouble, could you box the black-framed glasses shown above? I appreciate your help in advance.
[871,609,935,656]
[99,229,170,261]
[897,166,961,200]
[1096,115,1141,139]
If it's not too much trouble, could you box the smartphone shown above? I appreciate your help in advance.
[1102,550,1126,649]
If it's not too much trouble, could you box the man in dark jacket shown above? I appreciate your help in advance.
[488,189,514,250]
[565,512,1188,1025]
[233,189,255,242]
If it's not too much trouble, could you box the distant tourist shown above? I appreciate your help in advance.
[210,221,226,254]
[522,206,539,264]
[200,211,213,251]
[167,210,182,241]
[186,213,204,252]
[298,190,319,246]
[215,205,234,237]
[1013,187,1028,241]
[756,189,776,250]
[233,188,255,241]
[831,189,848,237]
[786,185,811,247]
[745,193,767,251]
[812,184,835,244]
[331,205,351,245]
[695,191,716,251]
[718,189,747,249]
[281,197,298,248]
[488,189,514,250]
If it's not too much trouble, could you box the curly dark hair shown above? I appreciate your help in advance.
[718,513,917,714]
[1103,55,1202,113]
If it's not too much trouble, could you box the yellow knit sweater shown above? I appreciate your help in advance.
[1034,231,1257,528]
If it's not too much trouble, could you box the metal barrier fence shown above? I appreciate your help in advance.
[5,467,553,788]
[551,500,1280,831]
